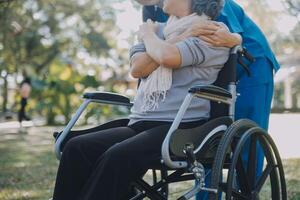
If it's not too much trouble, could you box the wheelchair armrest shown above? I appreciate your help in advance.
[55,92,132,159]
[83,91,133,107]
[188,85,232,104]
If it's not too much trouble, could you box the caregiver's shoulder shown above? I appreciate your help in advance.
[176,37,230,67]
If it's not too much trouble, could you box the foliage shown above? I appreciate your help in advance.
[0,0,131,124]
[284,0,300,17]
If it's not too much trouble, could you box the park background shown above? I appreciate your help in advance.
[0,0,300,199]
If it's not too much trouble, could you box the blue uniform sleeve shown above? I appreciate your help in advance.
[217,0,244,33]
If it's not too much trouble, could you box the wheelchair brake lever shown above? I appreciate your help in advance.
[242,47,255,63]
[179,144,218,200]
[183,144,205,182]
[183,143,196,164]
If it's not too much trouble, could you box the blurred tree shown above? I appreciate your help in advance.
[285,0,300,16]
[283,0,300,45]
[0,0,15,4]
[239,0,300,54]
[0,0,130,124]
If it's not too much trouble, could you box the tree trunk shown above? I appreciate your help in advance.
[64,94,71,124]
[2,75,8,112]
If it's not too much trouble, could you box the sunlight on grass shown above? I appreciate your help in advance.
[0,126,299,200]
[0,189,42,200]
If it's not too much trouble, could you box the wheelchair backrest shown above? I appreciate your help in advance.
[210,46,240,119]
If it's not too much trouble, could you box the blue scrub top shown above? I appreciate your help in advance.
[217,0,279,72]
[142,0,279,84]
[143,5,169,23]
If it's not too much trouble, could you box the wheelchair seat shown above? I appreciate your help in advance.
[146,116,233,171]
[170,116,233,159]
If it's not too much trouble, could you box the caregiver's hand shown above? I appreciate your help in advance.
[137,19,158,41]
[182,20,219,37]
[182,21,242,48]
[200,22,242,48]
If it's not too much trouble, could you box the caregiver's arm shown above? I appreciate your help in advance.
[183,21,242,48]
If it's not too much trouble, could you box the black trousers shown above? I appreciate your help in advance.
[53,120,205,200]
[18,97,27,123]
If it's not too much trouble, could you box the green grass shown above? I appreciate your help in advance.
[0,127,299,200]
[0,127,57,200]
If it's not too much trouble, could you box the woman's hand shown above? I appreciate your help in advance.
[137,19,159,41]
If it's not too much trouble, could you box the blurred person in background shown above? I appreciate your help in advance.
[18,70,32,127]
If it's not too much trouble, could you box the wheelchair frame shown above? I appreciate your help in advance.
[54,46,287,200]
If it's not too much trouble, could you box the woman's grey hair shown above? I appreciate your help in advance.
[191,0,224,20]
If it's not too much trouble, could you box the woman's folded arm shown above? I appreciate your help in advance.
[129,34,187,78]
[142,31,182,68]
[130,52,160,78]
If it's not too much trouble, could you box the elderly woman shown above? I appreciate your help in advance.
[52,0,229,199]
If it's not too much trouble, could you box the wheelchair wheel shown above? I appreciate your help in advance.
[209,119,287,200]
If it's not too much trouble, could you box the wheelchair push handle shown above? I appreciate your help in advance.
[242,47,255,63]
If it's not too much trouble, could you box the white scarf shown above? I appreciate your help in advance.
[139,13,209,112]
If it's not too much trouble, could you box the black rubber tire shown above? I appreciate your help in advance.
[226,127,280,200]
[209,119,287,200]
[260,131,287,200]
[209,119,257,199]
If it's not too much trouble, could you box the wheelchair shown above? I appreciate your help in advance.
[53,45,286,200]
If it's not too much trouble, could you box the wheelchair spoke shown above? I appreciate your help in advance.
[255,164,275,193]
[247,135,257,189]
[230,135,250,194]
[218,183,249,200]
[232,189,249,200]
[236,153,251,194]
[219,182,227,192]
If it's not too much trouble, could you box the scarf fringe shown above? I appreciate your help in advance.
[141,90,168,112]
[139,13,209,112]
